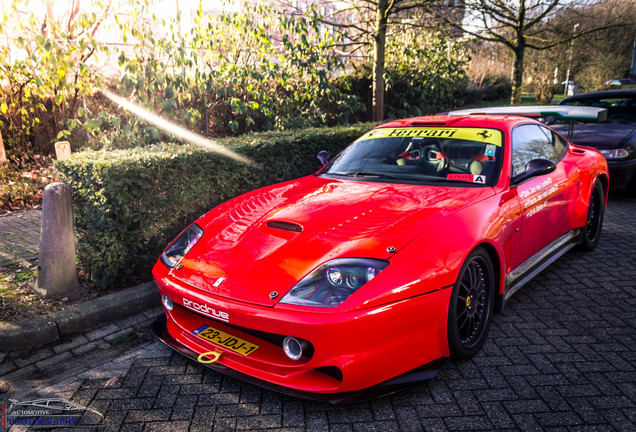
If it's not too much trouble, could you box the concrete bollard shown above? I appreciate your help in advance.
[34,182,79,299]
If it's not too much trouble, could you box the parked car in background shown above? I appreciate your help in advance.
[152,106,608,403]
[554,89,636,194]
[604,78,636,87]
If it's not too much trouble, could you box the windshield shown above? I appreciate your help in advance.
[321,127,503,187]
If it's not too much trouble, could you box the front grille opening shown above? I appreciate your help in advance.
[241,328,315,359]
[177,304,315,359]
[317,366,343,382]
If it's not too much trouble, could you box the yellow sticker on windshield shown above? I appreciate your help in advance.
[358,127,502,146]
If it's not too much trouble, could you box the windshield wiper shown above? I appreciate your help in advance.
[333,172,400,179]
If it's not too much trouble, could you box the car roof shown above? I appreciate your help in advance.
[377,115,534,130]
[561,89,636,102]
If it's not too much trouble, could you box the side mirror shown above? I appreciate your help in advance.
[317,150,330,166]
[512,158,556,185]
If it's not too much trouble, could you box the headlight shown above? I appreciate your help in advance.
[280,258,389,307]
[599,149,630,160]
[160,224,204,268]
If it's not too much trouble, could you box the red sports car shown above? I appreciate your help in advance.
[152,106,609,404]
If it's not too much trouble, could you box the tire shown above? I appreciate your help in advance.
[579,181,604,251]
[447,247,495,360]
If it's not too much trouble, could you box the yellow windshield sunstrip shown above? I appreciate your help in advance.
[357,127,502,147]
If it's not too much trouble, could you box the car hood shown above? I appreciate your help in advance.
[553,123,636,149]
[171,175,494,306]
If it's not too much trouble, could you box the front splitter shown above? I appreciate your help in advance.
[151,314,447,404]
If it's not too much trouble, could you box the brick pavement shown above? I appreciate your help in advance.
[0,210,41,267]
[1,195,635,431]
[0,308,164,400]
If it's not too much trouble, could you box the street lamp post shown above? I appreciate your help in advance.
[565,23,580,96]
[631,33,636,79]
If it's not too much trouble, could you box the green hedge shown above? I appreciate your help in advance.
[55,124,375,289]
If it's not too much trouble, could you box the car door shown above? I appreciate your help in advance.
[511,124,577,264]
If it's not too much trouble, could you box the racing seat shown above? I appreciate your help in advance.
[468,158,483,175]
[468,153,494,176]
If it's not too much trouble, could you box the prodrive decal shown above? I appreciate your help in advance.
[183,298,230,322]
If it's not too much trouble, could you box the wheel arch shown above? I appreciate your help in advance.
[585,172,608,206]
[473,242,504,314]
[596,173,609,203]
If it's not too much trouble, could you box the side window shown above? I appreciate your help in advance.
[511,124,552,177]
[541,126,567,160]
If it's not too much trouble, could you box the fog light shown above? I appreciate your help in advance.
[162,294,174,311]
[283,336,303,361]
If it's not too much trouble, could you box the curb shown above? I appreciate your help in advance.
[0,281,160,352]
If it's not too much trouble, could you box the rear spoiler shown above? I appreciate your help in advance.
[445,106,607,141]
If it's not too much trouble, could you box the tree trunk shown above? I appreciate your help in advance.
[510,44,525,105]
[510,2,526,106]
[0,130,6,166]
[372,0,388,122]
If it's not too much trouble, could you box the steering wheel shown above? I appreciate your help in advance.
[428,149,448,175]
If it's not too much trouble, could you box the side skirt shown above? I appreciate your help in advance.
[498,229,580,312]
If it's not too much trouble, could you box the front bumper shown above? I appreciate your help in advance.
[153,263,452,402]
[151,314,447,404]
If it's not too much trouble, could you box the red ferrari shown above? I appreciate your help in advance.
[152,106,609,403]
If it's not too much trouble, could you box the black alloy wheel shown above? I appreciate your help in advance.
[579,181,604,251]
[447,247,495,360]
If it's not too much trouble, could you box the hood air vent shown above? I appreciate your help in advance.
[267,220,303,233]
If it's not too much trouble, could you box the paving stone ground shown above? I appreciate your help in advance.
[0,210,41,267]
[1,195,635,431]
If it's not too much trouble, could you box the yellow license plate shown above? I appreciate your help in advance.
[192,325,259,356]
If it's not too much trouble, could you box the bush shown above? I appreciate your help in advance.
[0,1,108,158]
[55,124,374,289]
[115,0,364,137]
[460,74,513,105]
